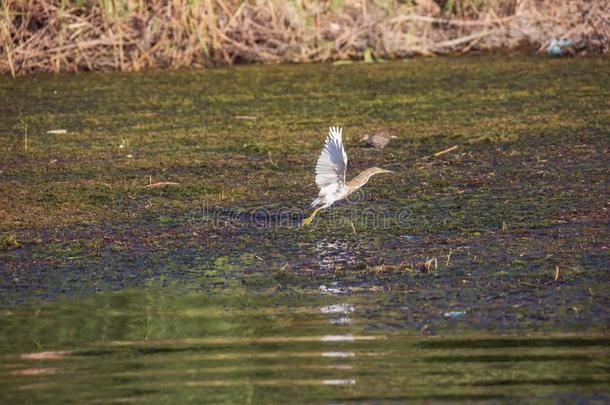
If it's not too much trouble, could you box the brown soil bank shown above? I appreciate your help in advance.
[1,0,608,76]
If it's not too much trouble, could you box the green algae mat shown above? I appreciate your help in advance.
[0,56,609,402]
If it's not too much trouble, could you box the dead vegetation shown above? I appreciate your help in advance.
[1,0,608,76]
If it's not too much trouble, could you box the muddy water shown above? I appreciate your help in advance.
[1,288,609,403]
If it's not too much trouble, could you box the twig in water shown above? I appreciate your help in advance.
[519,280,538,288]
[433,145,458,157]
[422,257,437,272]
[554,265,560,282]
[267,151,275,166]
[421,145,458,161]
[21,119,28,151]
[144,182,180,189]
[446,248,452,267]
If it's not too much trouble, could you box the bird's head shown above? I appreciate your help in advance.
[368,167,394,176]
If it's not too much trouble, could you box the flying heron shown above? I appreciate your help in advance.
[302,126,393,226]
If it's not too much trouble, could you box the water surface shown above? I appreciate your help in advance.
[1,288,609,403]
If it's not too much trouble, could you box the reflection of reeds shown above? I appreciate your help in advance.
[1,0,608,76]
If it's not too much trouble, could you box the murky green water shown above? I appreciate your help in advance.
[1,56,609,402]
[1,288,609,403]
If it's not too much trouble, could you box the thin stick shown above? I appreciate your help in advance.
[2,36,15,78]
[434,31,493,50]
[554,266,560,282]
[390,14,515,27]
[433,145,458,157]
[143,182,180,189]
[22,120,28,151]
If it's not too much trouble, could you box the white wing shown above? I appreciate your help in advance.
[315,126,348,190]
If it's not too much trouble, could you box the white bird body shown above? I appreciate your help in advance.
[302,126,392,225]
[311,181,349,208]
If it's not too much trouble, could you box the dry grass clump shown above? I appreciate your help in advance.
[1,0,608,76]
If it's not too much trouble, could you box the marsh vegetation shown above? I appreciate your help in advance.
[0,55,608,402]
[1,0,608,75]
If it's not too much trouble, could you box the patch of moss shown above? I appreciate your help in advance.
[0,234,20,251]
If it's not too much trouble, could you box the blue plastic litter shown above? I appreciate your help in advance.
[547,38,573,55]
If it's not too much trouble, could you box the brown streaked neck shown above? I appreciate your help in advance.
[346,168,380,191]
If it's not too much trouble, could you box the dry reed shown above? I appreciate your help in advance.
[1,0,608,76]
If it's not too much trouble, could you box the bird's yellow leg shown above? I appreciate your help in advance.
[302,207,322,226]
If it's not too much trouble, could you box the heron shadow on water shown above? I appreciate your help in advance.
[302,126,393,226]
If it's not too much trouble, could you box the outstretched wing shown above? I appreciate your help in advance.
[315,126,348,190]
